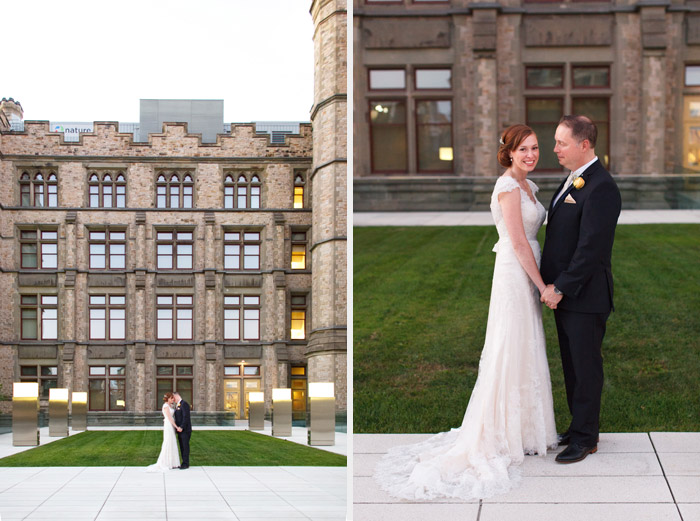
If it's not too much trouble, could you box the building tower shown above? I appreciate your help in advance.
[0,98,23,131]
[308,0,348,411]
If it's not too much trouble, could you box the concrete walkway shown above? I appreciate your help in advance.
[353,209,700,226]
[353,432,700,521]
[0,423,347,520]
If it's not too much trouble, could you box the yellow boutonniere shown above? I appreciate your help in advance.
[573,176,585,190]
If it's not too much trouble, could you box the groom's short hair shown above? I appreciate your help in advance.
[173,391,180,397]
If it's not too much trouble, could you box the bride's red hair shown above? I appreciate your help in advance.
[163,391,174,403]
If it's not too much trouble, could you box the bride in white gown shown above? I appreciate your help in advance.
[375,124,558,500]
[146,392,182,472]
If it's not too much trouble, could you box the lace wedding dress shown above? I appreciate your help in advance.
[146,404,181,472]
[374,176,558,500]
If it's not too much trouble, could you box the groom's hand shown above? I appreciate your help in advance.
[541,284,563,309]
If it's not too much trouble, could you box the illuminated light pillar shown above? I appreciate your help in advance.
[308,382,335,446]
[272,388,292,437]
[13,382,40,446]
[248,392,265,431]
[71,391,88,431]
[49,388,69,437]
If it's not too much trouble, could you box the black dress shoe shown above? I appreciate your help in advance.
[180,465,189,470]
[557,432,570,446]
[555,442,597,464]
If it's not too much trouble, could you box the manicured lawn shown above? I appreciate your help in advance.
[0,430,346,467]
[354,224,700,434]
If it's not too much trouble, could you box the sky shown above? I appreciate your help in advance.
[3,0,315,123]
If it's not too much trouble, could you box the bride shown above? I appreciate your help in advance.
[146,391,182,472]
[374,124,558,500]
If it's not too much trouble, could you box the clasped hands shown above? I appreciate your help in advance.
[176,426,183,432]
[540,284,563,310]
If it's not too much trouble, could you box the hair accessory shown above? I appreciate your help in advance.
[499,137,505,145]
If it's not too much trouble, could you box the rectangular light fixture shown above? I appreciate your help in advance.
[13,382,38,399]
[49,388,69,401]
[272,388,291,401]
[309,382,334,398]
[71,392,87,404]
[249,392,265,403]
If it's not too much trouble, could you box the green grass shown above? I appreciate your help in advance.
[0,430,346,467]
[354,224,700,434]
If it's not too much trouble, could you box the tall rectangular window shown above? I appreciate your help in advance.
[20,230,58,269]
[527,98,563,170]
[19,171,58,207]
[290,295,306,340]
[89,366,126,411]
[370,100,408,172]
[416,100,453,172]
[526,64,610,170]
[89,295,126,340]
[291,232,307,269]
[21,295,59,340]
[223,231,260,270]
[223,295,260,340]
[89,230,126,270]
[156,365,193,409]
[156,295,193,340]
[156,231,193,270]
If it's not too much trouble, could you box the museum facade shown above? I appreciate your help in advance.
[0,0,347,422]
[353,0,700,210]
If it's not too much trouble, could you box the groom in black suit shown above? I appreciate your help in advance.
[540,115,621,464]
[173,392,192,469]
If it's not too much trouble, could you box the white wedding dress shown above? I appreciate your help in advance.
[146,404,180,472]
[374,176,558,500]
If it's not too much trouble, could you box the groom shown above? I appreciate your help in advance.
[540,115,621,464]
[173,392,192,469]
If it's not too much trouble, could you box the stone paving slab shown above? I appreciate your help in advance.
[679,504,700,521]
[651,432,700,452]
[478,503,682,521]
[353,432,699,521]
[0,465,346,521]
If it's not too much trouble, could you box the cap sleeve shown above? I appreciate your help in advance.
[492,175,521,198]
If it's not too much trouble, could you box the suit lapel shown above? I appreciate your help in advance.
[548,160,600,220]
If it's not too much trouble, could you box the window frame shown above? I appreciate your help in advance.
[223,295,261,341]
[415,98,454,174]
[88,365,126,411]
[156,172,194,209]
[19,170,58,208]
[156,295,193,340]
[293,173,306,209]
[156,230,194,270]
[20,229,58,270]
[368,68,407,91]
[290,231,307,270]
[223,230,261,271]
[156,364,193,409]
[88,171,127,208]
[369,98,409,174]
[290,294,307,340]
[89,295,126,340]
[89,230,127,270]
[224,173,262,209]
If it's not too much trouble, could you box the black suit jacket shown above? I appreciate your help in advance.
[541,159,621,314]
[174,400,192,433]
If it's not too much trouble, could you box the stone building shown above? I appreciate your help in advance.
[353,0,700,210]
[0,2,348,421]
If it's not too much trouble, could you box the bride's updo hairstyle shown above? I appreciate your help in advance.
[163,391,174,403]
[498,124,536,168]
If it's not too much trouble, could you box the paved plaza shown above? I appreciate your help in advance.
[0,424,347,521]
[353,432,700,521]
